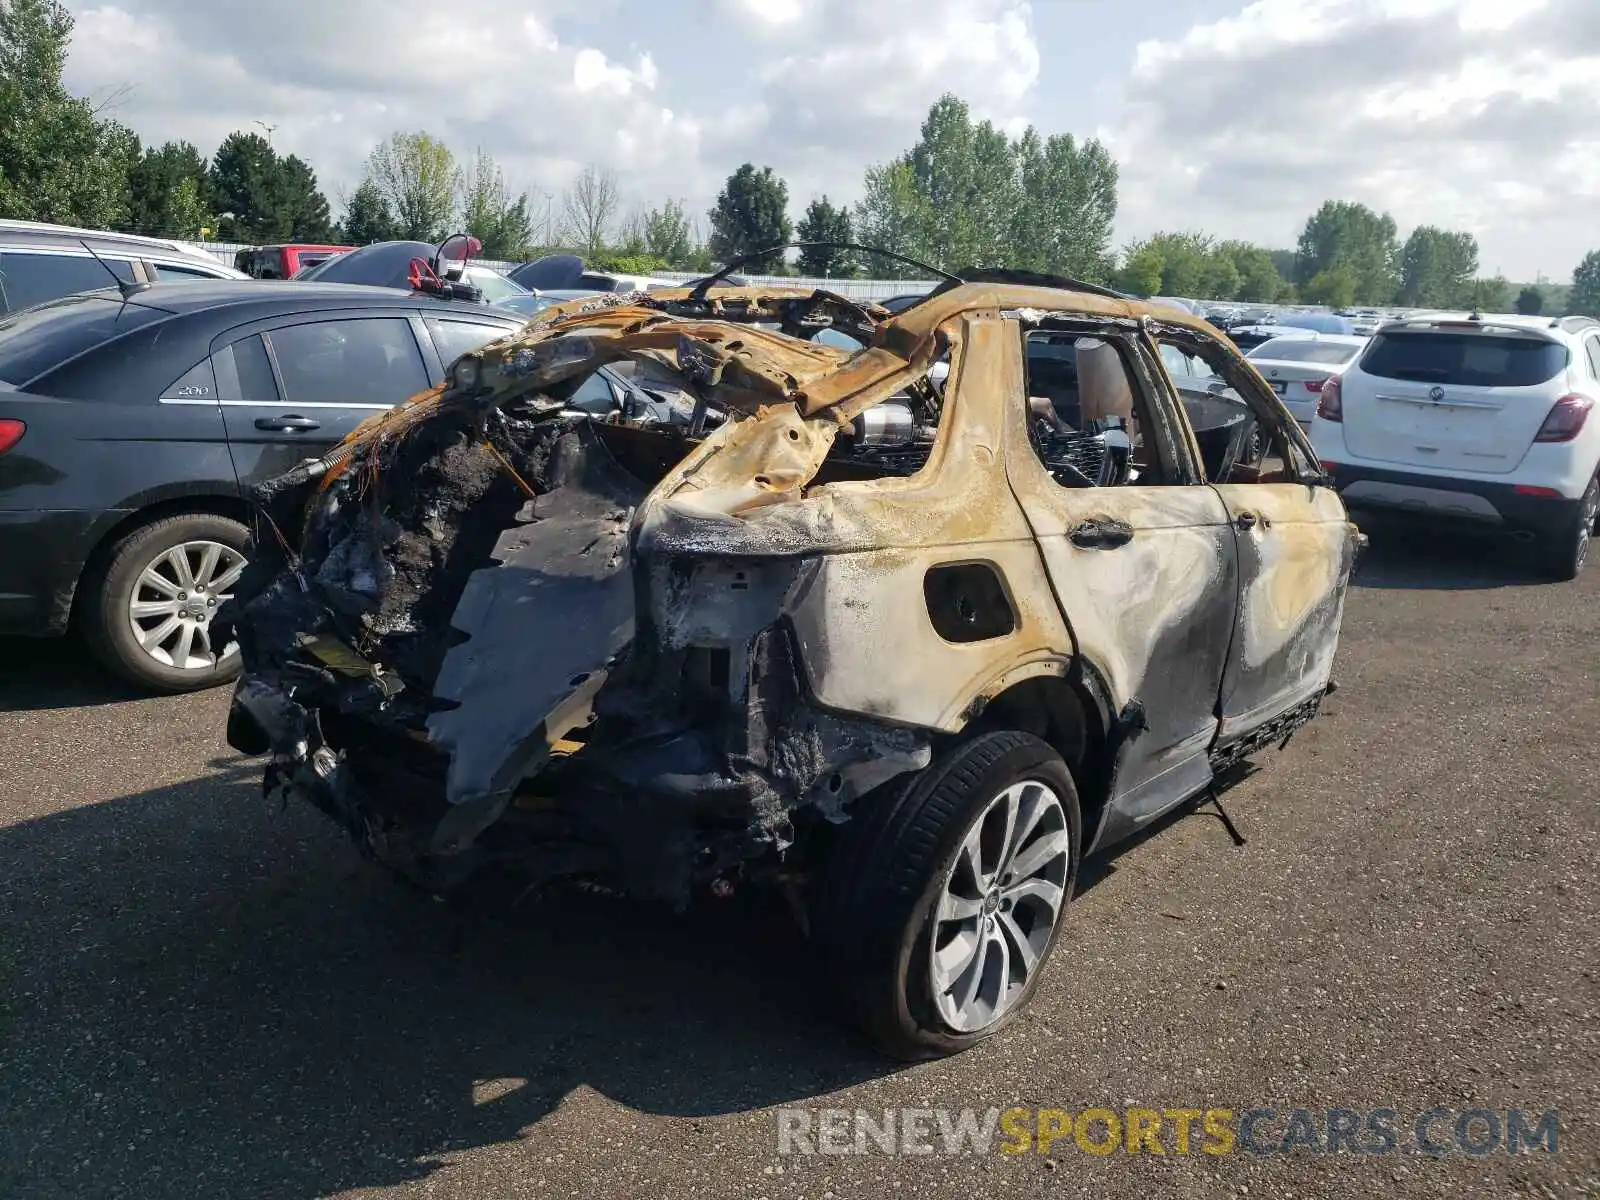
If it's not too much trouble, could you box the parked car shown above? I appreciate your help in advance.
[235,243,354,280]
[494,288,607,318]
[222,271,1360,1058]
[1274,312,1355,336]
[508,254,673,294]
[1147,295,1207,317]
[1246,334,1368,427]
[1312,313,1600,578]
[0,280,529,690]
[297,239,530,304]
[879,293,930,313]
[0,219,245,313]
[1228,323,1311,352]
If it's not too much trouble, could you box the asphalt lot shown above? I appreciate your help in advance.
[2,515,1597,1199]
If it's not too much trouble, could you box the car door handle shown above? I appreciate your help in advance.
[1069,518,1134,549]
[1235,511,1258,530]
[254,415,321,432]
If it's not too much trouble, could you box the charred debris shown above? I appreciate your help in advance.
[221,284,953,906]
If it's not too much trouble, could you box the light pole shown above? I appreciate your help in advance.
[254,121,277,146]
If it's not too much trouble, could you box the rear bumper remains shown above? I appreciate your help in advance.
[222,418,929,907]
[1323,462,1584,534]
[0,508,108,636]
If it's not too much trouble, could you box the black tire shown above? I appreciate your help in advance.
[1538,476,1597,582]
[82,512,251,693]
[810,731,1081,1060]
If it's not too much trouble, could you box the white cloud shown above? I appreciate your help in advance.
[1112,0,1600,277]
[56,0,1600,278]
[572,48,658,95]
[63,0,1040,237]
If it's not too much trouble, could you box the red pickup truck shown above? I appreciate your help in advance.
[234,244,353,279]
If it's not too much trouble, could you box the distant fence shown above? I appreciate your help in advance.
[180,241,934,301]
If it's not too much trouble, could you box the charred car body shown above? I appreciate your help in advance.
[222,272,1361,1057]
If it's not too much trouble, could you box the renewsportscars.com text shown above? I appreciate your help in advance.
[775,1106,1560,1158]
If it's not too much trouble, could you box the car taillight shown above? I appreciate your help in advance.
[1303,378,1325,393]
[1533,394,1593,443]
[0,419,24,454]
[1315,375,1343,421]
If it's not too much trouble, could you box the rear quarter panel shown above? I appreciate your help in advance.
[0,390,238,632]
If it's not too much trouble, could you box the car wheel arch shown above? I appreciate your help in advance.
[953,665,1116,850]
[70,493,254,624]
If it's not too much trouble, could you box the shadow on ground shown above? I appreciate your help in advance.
[1348,512,1551,591]
[0,767,903,1198]
[0,634,150,712]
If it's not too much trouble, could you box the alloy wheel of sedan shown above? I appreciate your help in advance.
[930,778,1071,1033]
[127,539,247,670]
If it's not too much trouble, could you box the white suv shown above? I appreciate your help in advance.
[1311,313,1600,579]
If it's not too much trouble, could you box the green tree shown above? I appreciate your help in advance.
[1010,127,1118,281]
[1132,231,1213,296]
[903,95,983,269]
[795,196,854,276]
[1301,264,1359,308]
[1113,241,1164,296]
[365,131,458,242]
[642,199,692,266]
[964,117,1020,268]
[1042,133,1117,281]
[1398,226,1479,307]
[560,164,619,259]
[338,179,398,244]
[707,163,792,271]
[1568,251,1600,317]
[1220,241,1284,303]
[208,131,282,241]
[127,140,209,237]
[1267,248,1298,281]
[854,95,1117,281]
[278,154,332,241]
[207,134,331,242]
[1470,275,1512,312]
[1514,286,1544,315]
[458,149,533,259]
[1296,200,1399,303]
[0,0,138,228]
[1199,251,1241,301]
[854,160,933,275]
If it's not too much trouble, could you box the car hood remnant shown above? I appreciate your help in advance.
[222,283,943,904]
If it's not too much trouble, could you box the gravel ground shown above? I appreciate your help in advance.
[1,515,1597,1199]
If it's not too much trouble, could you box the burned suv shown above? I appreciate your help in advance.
[222,272,1360,1058]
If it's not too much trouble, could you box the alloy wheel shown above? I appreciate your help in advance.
[929,779,1071,1032]
[126,540,247,671]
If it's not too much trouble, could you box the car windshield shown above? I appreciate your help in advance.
[495,294,566,316]
[465,269,528,303]
[0,293,166,385]
[1360,331,1568,387]
[1276,313,1353,334]
[1249,339,1361,365]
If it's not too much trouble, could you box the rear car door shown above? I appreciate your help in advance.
[0,297,235,634]
[1003,320,1240,836]
[215,312,434,488]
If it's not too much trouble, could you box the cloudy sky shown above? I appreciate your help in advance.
[62,0,1600,280]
